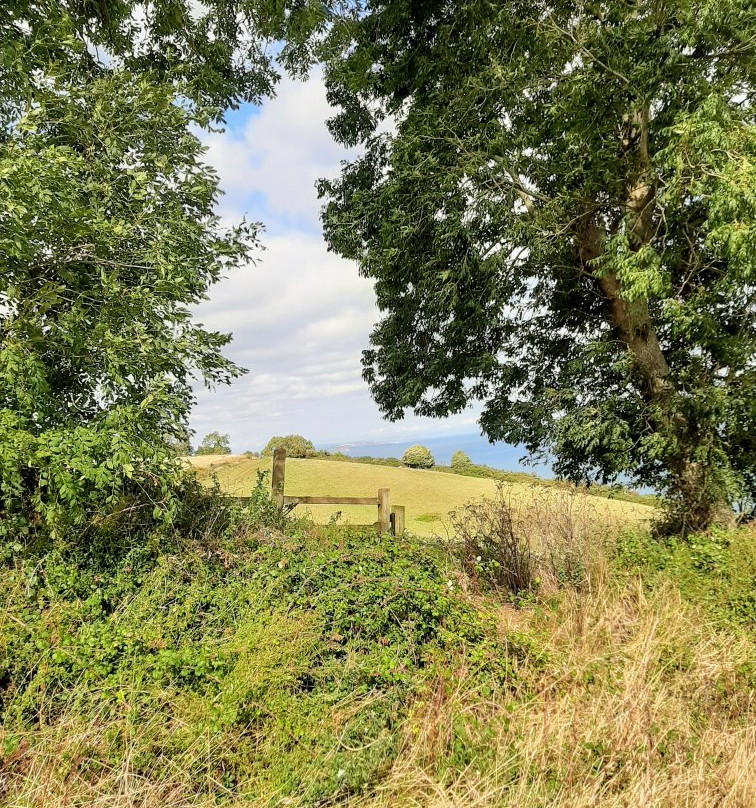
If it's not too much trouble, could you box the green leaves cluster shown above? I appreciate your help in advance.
[261,434,316,458]
[0,3,313,537]
[0,516,507,801]
[0,67,259,537]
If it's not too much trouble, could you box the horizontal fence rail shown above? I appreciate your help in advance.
[227,448,407,536]
[283,496,378,506]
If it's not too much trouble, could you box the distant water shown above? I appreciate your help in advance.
[325,432,553,477]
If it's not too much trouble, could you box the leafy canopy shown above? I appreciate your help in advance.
[317,0,756,528]
[261,435,316,458]
[0,1,330,130]
[401,445,435,469]
[0,1,332,536]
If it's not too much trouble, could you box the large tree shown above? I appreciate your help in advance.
[318,1,756,531]
[0,1,327,537]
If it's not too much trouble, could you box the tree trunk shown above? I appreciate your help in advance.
[574,107,719,532]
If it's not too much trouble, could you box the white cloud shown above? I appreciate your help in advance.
[189,73,481,451]
[203,70,344,227]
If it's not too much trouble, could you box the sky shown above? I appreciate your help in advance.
[189,72,483,453]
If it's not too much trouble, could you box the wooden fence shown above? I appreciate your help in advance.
[270,448,406,535]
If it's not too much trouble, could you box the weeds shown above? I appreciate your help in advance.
[450,484,606,597]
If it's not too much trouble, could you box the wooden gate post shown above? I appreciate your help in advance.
[272,448,286,509]
[391,505,405,536]
[377,488,391,534]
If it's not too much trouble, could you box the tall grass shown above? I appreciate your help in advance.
[364,577,754,808]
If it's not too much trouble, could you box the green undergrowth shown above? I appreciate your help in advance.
[615,526,756,628]
[0,505,513,804]
[0,479,752,806]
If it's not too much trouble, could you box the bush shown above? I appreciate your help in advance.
[0,511,505,805]
[401,445,435,469]
[0,407,184,542]
[451,450,472,470]
[261,434,315,458]
[450,484,601,596]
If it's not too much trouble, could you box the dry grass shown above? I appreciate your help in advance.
[360,581,754,808]
[186,455,655,537]
[452,484,613,595]
[180,453,245,470]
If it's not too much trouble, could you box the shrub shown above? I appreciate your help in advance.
[450,484,601,596]
[451,490,534,595]
[451,450,472,470]
[261,434,315,458]
[401,445,435,469]
[615,526,756,627]
[0,513,505,805]
[0,407,184,542]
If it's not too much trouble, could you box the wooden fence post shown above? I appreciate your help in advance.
[272,448,286,509]
[391,505,405,536]
[377,488,391,534]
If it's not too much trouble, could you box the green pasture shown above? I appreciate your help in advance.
[189,455,655,536]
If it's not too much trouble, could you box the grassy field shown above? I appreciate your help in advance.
[187,454,656,536]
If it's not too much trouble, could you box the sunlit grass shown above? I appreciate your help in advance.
[187,455,656,536]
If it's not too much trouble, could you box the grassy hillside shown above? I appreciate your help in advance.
[188,455,656,536]
[1,491,753,807]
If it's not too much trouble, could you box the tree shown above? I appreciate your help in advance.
[0,70,257,536]
[195,433,232,456]
[318,1,755,532]
[451,451,472,471]
[0,1,328,130]
[402,445,435,469]
[261,435,316,458]
[0,1,327,536]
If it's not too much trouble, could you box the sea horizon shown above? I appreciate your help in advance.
[323,431,553,477]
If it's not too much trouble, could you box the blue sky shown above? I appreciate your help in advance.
[189,72,483,452]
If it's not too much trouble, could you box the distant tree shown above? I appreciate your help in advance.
[451,451,472,471]
[402,445,435,469]
[168,426,194,458]
[261,435,316,458]
[195,433,232,456]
